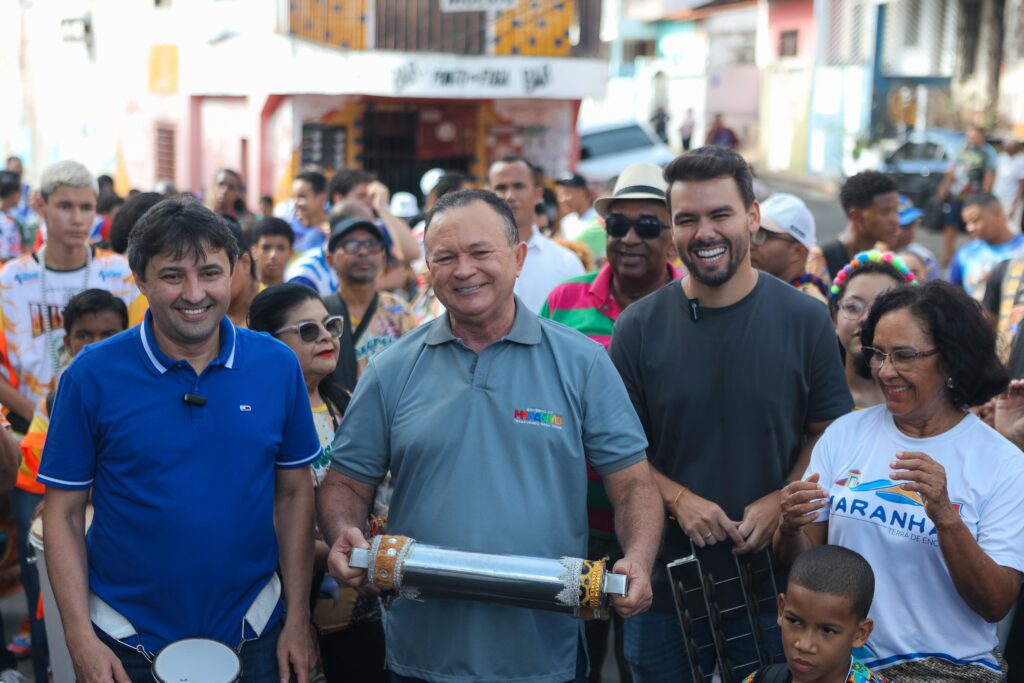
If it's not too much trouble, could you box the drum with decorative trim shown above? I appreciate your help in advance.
[349,534,628,618]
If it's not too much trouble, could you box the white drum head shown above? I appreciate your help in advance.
[152,638,240,683]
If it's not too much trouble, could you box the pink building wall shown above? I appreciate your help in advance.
[767,0,815,62]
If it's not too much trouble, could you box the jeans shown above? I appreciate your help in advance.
[624,609,781,683]
[389,638,589,683]
[11,488,46,683]
[96,620,282,683]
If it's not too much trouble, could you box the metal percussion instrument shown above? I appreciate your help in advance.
[667,544,783,683]
[349,535,628,616]
[152,638,241,683]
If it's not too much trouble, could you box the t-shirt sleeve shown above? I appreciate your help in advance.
[36,373,96,489]
[976,452,1024,572]
[580,348,648,476]
[803,421,839,525]
[982,259,1008,316]
[330,360,390,486]
[276,356,320,468]
[949,253,964,287]
[805,314,854,423]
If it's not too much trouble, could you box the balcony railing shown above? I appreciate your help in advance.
[283,0,603,58]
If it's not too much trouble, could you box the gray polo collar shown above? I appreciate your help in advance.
[425,295,541,347]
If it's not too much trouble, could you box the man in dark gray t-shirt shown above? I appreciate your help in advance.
[609,147,852,683]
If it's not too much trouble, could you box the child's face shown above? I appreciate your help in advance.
[66,311,126,358]
[777,584,873,683]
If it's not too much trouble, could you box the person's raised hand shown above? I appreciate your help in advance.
[671,489,744,549]
[779,473,828,537]
[326,526,378,595]
[609,556,652,619]
[890,451,958,529]
[734,490,782,555]
[995,378,1024,447]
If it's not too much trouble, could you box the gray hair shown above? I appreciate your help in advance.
[39,160,98,199]
[424,189,519,248]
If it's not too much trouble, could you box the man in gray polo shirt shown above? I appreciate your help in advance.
[319,189,661,683]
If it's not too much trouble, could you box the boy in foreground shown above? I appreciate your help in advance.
[744,545,886,683]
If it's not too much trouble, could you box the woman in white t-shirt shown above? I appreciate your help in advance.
[775,281,1024,682]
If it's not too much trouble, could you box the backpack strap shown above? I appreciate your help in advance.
[322,293,359,394]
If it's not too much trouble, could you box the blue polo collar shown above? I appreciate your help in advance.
[139,311,238,375]
[425,295,541,347]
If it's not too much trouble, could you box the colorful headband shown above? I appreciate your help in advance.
[830,249,918,297]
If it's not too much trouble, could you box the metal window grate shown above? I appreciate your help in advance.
[155,124,176,185]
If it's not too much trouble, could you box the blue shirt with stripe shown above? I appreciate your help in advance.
[38,314,319,653]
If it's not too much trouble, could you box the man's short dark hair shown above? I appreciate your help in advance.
[433,172,473,202]
[424,189,519,248]
[295,170,327,196]
[858,280,1009,406]
[0,172,19,199]
[663,147,755,212]
[840,171,899,214]
[109,191,164,254]
[62,288,129,335]
[128,197,239,280]
[328,169,375,200]
[489,156,542,187]
[963,192,1001,211]
[251,217,295,247]
[788,546,875,621]
[97,192,125,215]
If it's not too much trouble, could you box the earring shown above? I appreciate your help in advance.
[946,377,954,389]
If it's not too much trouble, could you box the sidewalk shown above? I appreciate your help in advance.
[754,167,841,198]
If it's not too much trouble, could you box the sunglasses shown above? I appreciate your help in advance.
[750,227,799,246]
[604,214,667,239]
[336,239,385,255]
[274,316,345,343]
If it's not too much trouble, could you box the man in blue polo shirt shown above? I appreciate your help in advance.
[318,189,663,683]
[40,198,319,683]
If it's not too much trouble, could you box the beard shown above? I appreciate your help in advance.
[680,234,749,287]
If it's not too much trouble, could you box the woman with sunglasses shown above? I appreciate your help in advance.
[249,284,387,683]
[829,250,917,409]
[777,281,1023,681]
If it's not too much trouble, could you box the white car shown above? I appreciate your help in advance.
[577,121,676,184]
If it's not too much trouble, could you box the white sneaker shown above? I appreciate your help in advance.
[0,669,24,683]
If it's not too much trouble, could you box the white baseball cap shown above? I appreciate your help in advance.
[759,193,816,249]
[390,191,419,218]
[420,168,445,197]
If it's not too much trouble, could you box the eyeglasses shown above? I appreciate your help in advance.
[750,227,799,246]
[274,316,345,343]
[862,346,940,373]
[604,214,667,239]
[336,239,385,255]
[836,299,869,320]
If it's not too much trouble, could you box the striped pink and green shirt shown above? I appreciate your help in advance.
[541,262,682,537]
[539,263,683,350]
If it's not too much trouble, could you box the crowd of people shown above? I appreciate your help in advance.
[0,132,1022,683]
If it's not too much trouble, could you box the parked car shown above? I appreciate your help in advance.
[879,129,999,230]
[577,120,676,184]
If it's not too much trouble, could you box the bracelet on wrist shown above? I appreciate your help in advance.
[667,486,688,520]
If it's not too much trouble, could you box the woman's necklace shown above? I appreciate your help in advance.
[38,245,93,374]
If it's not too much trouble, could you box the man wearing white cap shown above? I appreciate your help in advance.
[750,193,829,304]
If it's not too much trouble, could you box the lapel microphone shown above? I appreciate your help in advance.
[183,393,207,407]
[688,297,701,323]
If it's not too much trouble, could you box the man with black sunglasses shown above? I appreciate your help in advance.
[541,162,681,682]
[326,217,416,379]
